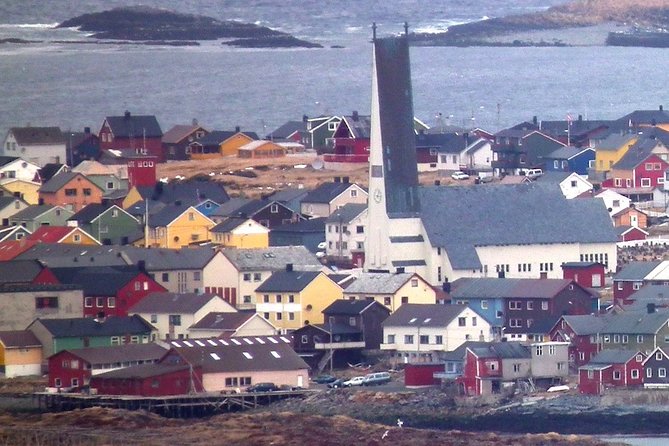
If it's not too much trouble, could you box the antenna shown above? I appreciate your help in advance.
[372,22,377,41]
[404,22,409,36]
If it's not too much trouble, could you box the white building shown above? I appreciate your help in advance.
[324,203,367,267]
[595,189,631,216]
[0,157,41,184]
[2,127,66,167]
[536,171,593,200]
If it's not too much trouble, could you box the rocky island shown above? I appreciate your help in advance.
[56,6,322,49]
[411,0,669,48]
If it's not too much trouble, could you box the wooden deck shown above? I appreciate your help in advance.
[33,389,312,417]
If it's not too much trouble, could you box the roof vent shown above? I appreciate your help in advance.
[124,110,131,119]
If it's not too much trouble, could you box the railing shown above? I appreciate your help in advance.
[323,153,369,163]
[314,341,365,349]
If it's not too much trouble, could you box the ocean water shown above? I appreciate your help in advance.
[0,0,668,139]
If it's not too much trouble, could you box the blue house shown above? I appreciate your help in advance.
[194,199,221,217]
[543,146,595,175]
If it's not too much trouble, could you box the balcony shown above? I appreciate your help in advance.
[323,153,369,164]
[315,340,365,349]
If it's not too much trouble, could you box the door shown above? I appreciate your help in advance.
[630,214,638,227]
[297,375,303,388]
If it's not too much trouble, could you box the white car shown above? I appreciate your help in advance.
[451,171,470,180]
[317,241,327,250]
[342,376,366,387]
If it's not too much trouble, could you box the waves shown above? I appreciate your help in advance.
[413,16,490,35]
[0,23,58,29]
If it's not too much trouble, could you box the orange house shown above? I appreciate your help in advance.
[220,132,258,157]
[39,172,104,212]
[612,206,649,229]
[238,140,287,159]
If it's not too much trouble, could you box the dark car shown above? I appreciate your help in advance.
[327,379,345,389]
[312,374,337,384]
[246,382,279,392]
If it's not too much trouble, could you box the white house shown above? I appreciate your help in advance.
[381,303,493,364]
[434,135,493,173]
[128,292,236,340]
[2,127,66,167]
[300,179,368,218]
[0,157,41,184]
[536,171,593,199]
[324,203,367,267]
[595,189,631,216]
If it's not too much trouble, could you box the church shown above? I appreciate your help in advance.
[364,27,617,286]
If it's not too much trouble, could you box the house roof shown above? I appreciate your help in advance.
[302,182,361,204]
[69,203,111,224]
[221,246,323,271]
[534,171,573,184]
[269,188,310,203]
[71,160,117,176]
[545,146,592,160]
[189,312,257,331]
[0,259,45,284]
[136,180,230,206]
[382,303,471,328]
[32,315,154,337]
[626,284,669,302]
[10,127,64,145]
[10,204,61,221]
[39,172,101,194]
[267,120,307,140]
[39,163,67,182]
[603,310,669,334]
[418,183,617,270]
[614,261,662,281]
[589,349,640,365]
[161,124,205,144]
[105,113,162,138]
[325,203,367,224]
[613,137,665,170]
[619,109,669,127]
[415,132,470,154]
[0,156,19,167]
[148,203,198,227]
[211,217,252,233]
[54,342,168,364]
[93,362,190,380]
[129,292,225,314]
[210,198,254,218]
[441,340,492,361]
[27,226,81,243]
[451,278,586,299]
[340,114,371,139]
[344,272,416,295]
[595,133,638,151]
[469,342,531,359]
[50,265,145,296]
[270,217,325,234]
[558,314,611,336]
[255,270,322,292]
[0,196,24,211]
[167,335,308,373]
[0,330,41,348]
[323,299,390,316]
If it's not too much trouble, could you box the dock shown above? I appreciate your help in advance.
[33,389,312,417]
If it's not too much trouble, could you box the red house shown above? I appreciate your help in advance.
[617,226,649,242]
[612,261,661,306]
[0,259,60,286]
[47,343,168,390]
[98,111,164,162]
[404,363,444,387]
[549,315,607,367]
[602,139,669,191]
[323,112,371,168]
[459,346,504,396]
[561,262,605,289]
[127,154,158,188]
[578,349,645,395]
[50,266,167,317]
[90,363,202,396]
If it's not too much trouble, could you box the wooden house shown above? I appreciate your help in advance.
[579,349,645,395]
[0,284,83,331]
[343,272,436,313]
[299,178,368,218]
[188,312,277,338]
[39,172,105,212]
[643,347,669,389]
[210,217,269,248]
[2,127,66,167]
[9,204,74,231]
[237,140,286,159]
[162,124,208,161]
[0,330,42,377]
[26,225,100,245]
[90,363,198,396]
[0,196,29,226]
[99,112,164,162]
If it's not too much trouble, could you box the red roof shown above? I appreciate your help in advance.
[27,226,75,243]
[0,239,39,261]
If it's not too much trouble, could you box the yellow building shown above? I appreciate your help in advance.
[144,205,214,248]
[220,132,257,157]
[0,330,43,377]
[342,272,436,313]
[211,217,269,248]
[254,269,343,331]
[0,179,41,205]
[122,186,144,210]
[595,133,638,173]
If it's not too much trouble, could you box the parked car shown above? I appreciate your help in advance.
[312,374,337,384]
[246,382,279,392]
[362,372,392,386]
[327,379,345,389]
[521,168,543,179]
[451,171,470,180]
[342,376,366,387]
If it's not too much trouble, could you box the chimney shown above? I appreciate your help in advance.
[442,279,451,293]
[286,263,294,272]
[648,303,657,314]
[124,110,131,119]
[434,180,441,186]
[334,176,341,183]
[532,116,538,126]
[235,126,241,133]
[84,127,91,134]
[342,176,350,184]
[464,132,470,146]
[396,267,405,274]
[192,118,198,126]
[302,114,309,123]
[352,110,359,121]
[578,114,583,122]
[661,105,664,111]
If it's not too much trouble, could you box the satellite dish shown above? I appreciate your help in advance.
[311,158,324,170]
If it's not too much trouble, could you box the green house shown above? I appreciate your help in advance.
[68,204,141,245]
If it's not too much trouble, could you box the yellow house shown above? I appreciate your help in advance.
[237,140,286,159]
[342,272,435,313]
[0,330,43,377]
[0,179,41,205]
[255,269,343,331]
[220,132,257,157]
[595,133,638,173]
[145,204,214,248]
[211,217,269,248]
[28,225,101,245]
[122,186,144,210]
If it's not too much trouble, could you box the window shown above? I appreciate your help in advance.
[641,178,651,188]
[513,363,521,373]
[631,369,639,379]
[263,312,270,320]
[350,189,357,197]
[276,312,282,321]
[386,334,396,344]
[458,317,466,327]
[83,188,91,196]
[384,297,391,306]
[435,335,443,344]
[188,212,195,221]
[472,317,477,327]
[276,295,282,303]
[64,188,77,196]
[169,315,181,326]
[151,314,157,323]
[162,273,169,282]
[411,279,418,287]
[270,204,279,213]
[613,334,620,343]
[243,273,251,282]
[108,297,115,308]
[419,335,429,344]
[356,225,364,234]
[71,378,79,387]
[527,301,534,310]
[622,335,628,344]
[535,346,544,356]
[349,317,356,326]
[510,319,521,328]
[541,301,549,311]
[647,368,653,378]
[660,368,667,378]
[253,273,262,282]
[633,282,641,290]
[481,300,488,309]
[603,335,610,343]
[404,335,414,344]
[288,313,295,321]
[645,162,653,170]
[557,362,566,371]
[509,301,521,310]
[401,296,409,304]
[288,295,294,303]
[84,297,93,308]
[638,335,644,343]
[263,295,270,303]
[111,336,120,346]
[35,296,58,309]
[243,295,252,304]
[301,335,308,344]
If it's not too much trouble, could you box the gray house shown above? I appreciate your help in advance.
[9,204,74,232]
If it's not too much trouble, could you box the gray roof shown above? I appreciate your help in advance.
[55,343,168,364]
[210,198,254,218]
[39,172,91,193]
[602,310,669,335]
[269,188,310,203]
[323,299,389,316]
[560,314,611,335]
[302,182,360,204]
[0,330,41,348]
[344,272,416,295]
[613,137,663,170]
[595,133,637,151]
[105,114,162,138]
[168,335,308,373]
[255,271,322,292]
[189,312,256,331]
[267,120,307,139]
[211,217,250,233]
[325,203,367,224]
[129,292,224,314]
[0,259,45,284]
[614,261,662,281]
[589,349,640,365]
[221,246,323,271]
[418,183,617,269]
[32,315,153,338]
[271,217,325,233]
[147,203,194,227]
[340,114,371,139]
[161,124,205,144]
[470,342,531,359]
[382,304,471,328]
[415,132,469,154]
[534,171,572,184]
[441,341,492,361]
[451,278,586,299]
[10,127,64,145]
[626,284,669,302]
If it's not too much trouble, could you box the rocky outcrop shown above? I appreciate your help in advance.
[57,6,321,48]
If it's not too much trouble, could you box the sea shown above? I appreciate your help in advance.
[2,0,669,140]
